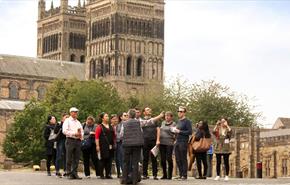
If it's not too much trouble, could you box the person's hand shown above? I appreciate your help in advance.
[75,132,81,138]
[175,128,180,133]
[159,111,165,117]
[156,140,160,146]
[223,121,228,127]
[90,131,95,135]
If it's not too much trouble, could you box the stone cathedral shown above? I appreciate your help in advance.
[37,0,165,95]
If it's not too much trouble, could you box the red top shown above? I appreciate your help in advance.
[95,124,116,141]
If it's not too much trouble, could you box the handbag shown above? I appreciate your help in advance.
[81,137,92,150]
[192,137,212,152]
[48,129,60,141]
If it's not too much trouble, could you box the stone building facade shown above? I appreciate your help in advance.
[0,54,85,162]
[37,0,86,62]
[37,0,165,96]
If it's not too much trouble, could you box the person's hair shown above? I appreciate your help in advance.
[135,107,140,112]
[62,113,69,118]
[47,115,56,124]
[165,111,173,117]
[179,106,187,113]
[110,114,118,120]
[98,112,107,124]
[200,120,211,138]
[128,109,136,119]
[86,116,95,122]
[143,107,150,113]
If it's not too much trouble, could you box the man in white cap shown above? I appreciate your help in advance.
[62,107,84,180]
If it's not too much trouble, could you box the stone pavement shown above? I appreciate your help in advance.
[1,171,290,185]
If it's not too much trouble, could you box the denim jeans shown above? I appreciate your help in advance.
[55,139,66,173]
[116,141,124,176]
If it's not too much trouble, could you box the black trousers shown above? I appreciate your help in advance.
[175,142,188,177]
[65,138,81,176]
[216,153,230,176]
[46,149,56,172]
[122,146,142,185]
[159,144,173,178]
[82,143,99,176]
[100,156,113,177]
[195,152,207,177]
[143,140,158,177]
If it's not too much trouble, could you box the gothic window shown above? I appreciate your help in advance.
[105,58,111,75]
[9,82,19,99]
[99,59,104,77]
[70,54,76,62]
[136,58,142,77]
[126,56,132,76]
[37,86,46,100]
[80,55,85,63]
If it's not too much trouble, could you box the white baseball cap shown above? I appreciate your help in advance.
[69,107,79,112]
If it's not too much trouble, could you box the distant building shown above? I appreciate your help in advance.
[272,117,290,129]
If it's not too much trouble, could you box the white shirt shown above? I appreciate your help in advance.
[62,116,84,139]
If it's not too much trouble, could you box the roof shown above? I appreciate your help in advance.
[0,54,85,80]
[0,100,26,111]
[272,117,290,129]
[260,128,290,138]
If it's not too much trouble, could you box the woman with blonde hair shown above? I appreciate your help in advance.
[213,118,232,181]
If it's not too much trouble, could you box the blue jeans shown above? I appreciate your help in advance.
[116,141,124,176]
[55,139,66,173]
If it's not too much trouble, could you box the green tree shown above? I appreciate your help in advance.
[3,100,48,163]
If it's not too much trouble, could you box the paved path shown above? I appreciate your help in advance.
[1,171,290,185]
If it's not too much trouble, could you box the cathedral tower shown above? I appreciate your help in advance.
[85,0,165,96]
[37,0,87,62]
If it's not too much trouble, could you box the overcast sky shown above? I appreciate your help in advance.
[1,0,290,127]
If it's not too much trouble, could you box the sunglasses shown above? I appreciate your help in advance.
[177,111,185,113]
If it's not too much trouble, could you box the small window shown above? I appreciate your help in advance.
[70,54,76,62]
[80,55,85,63]
[37,87,46,100]
[126,56,132,76]
[9,82,19,99]
[136,58,142,76]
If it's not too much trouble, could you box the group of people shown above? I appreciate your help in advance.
[43,106,232,184]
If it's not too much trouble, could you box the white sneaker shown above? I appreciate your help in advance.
[214,176,220,181]
[225,176,229,181]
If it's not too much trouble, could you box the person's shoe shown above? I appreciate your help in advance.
[99,176,105,179]
[225,176,229,181]
[214,176,220,181]
[202,176,207,179]
[195,176,203,179]
[63,173,67,177]
[47,172,51,176]
[153,176,159,180]
[68,175,75,180]
[55,172,62,178]
[106,176,113,179]
[142,176,149,180]
[85,176,91,179]
[181,176,187,180]
[74,174,82,180]
[161,176,167,180]
[174,176,182,180]
[167,176,172,180]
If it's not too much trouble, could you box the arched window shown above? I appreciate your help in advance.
[105,58,111,75]
[126,56,132,76]
[9,82,19,99]
[70,54,76,62]
[80,55,85,63]
[99,59,104,77]
[136,58,142,76]
[37,86,46,100]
